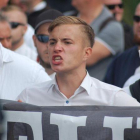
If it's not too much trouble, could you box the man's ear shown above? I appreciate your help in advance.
[32,35,37,47]
[23,25,28,35]
[83,47,92,61]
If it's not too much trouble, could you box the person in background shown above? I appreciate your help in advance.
[2,5,37,61]
[17,16,139,106]
[33,9,63,78]
[104,3,140,88]
[104,0,135,50]
[0,0,9,9]
[71,0,124,81]
[0,15,12,49]
[0,13,50,100]
[17,0,50,28]
[9,0,37,52]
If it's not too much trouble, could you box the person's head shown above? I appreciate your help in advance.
[72,0,102,13]
[133,3,140,46]
[104,0,124,21]
[48,16,94,73]
[33,9,63,70]
[2,5,27,50]
[0,0,9,9]
[0,13,12,49]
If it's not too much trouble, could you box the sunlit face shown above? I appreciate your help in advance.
[3,10,27,50]
[133,4,140,45]
[48,24,91,73]
[33,22,50,68]
[0,0,9,9]
[0,21,12,49]
[104,0,124,21]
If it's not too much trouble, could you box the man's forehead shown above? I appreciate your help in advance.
[49,24,82,38]
[104,0,122,4]
[135,4,140,15]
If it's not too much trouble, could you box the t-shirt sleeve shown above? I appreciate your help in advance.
[96,21,124,55]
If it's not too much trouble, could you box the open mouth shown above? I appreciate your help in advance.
[52,55,63,64]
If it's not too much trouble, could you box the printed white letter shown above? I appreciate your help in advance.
[103,116,133,140]
[2,111,43,140]
[50,113,87,140]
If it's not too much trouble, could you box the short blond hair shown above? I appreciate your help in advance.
[2,5,27,23]
[48,16,95,48]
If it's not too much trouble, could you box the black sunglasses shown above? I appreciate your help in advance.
[133,15,140,23]
[10,22,25,29]
[106,3,123,10]
[35,34,49,43]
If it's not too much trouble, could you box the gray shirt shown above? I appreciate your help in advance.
[87,7,124,81]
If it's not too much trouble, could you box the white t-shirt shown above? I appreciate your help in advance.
[17,73,140,106]
[24,24,37,52]
[14,42,37,61]
[0,44,51,100]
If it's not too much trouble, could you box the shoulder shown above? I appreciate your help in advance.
[90,76,121,92]
[114,46,138,61]
[17,80,53,102]
[6,48,46,74]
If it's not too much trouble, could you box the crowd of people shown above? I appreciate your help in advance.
[0,0,140,106]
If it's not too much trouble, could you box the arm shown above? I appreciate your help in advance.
[87,21,124,66]
[86,40,111,66]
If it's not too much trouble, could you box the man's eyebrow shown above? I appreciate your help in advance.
[63,38,73,41]
[49,38,56,41]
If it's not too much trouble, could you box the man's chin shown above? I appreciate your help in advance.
[134,34,140,45]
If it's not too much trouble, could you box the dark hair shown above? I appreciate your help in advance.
[48,16,95,47]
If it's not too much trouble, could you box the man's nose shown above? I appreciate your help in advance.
[54,42,62,53]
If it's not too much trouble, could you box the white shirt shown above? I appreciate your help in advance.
[17,73,140,106]
[0,44,51,100]
[14,42,37,61]
[24,24,37,52]
[33,1,47,12]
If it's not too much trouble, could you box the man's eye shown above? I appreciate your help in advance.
[65,42,71,44]
[49,42,55,45]
[0,38,3,41]
[7,37,11,40]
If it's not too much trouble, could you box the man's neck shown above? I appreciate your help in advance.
[56,69,87,99]
[45,68,54,75]
[79,3,103,24]
[12,39,24,51]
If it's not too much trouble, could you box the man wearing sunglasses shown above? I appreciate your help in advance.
[104,3,140,88]
[33,9,63,78]
[2,5,37,61]
[104,0,134,50]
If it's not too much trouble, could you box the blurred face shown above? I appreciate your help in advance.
[104,0,124,21]
[48,24,92,73]
[72,0,88,13]
[133,4,140,45]
[0,0,9,9]
[3,10,27,50]
[0,21,12,49]
[33,22,50,68]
